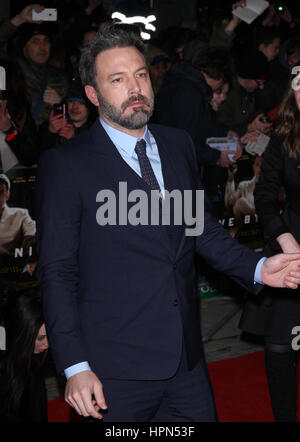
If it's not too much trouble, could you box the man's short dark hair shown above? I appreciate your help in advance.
[79,23,147,88]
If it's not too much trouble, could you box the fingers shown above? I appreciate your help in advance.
[286,254,300,262]
[284,276,299,290]
[65,372,106,420]
[66,391,102,419]
[93,382,108,411]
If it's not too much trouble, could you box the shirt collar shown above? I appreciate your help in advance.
[99,117,152,157]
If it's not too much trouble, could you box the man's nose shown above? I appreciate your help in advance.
[129,76,141,94]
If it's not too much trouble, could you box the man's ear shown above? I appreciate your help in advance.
[85,85,100,107]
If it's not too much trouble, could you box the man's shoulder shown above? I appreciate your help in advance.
[38,121,102,166]
[149,122,192,141]
[149,123,196,163]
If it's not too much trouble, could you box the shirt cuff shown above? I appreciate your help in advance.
[254,257,267,285]
[64,361,91,379]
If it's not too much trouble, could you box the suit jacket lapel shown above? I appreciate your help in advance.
[150,126,187,257]
[88,120,175,253]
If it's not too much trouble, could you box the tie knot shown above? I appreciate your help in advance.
[135,139,146,155]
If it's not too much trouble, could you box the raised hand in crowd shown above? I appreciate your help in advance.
[277,4,297,28]
[48,109,75,140]
[224,1,246,32]
[43,86,62,107]
[247,113,273,134]
[240,131,260,145]
[10,4,45,27]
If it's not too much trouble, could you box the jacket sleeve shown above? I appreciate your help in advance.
[35,147,88,374]
[254,135,289,247]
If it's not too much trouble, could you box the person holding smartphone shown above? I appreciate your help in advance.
[39,77,96,150]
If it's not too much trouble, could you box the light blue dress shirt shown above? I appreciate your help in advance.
[64,119,265,379]
[100,117,165,193]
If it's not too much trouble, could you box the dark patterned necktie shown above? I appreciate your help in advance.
[135,139,161,191]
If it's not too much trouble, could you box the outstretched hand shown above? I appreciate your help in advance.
[260,253,300,290]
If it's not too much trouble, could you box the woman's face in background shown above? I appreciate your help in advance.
[34,324,49,354]
[210,83,230,111]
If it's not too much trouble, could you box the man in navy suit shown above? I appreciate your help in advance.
[36,24,300,422]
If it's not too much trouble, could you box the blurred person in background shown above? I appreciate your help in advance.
[17,21,69,127]
[39,77,97,150]
[240,71,300,422]
[217,51,273,136]
[0,56,40,170]
[0,174,36,257]
[0,288,49,422]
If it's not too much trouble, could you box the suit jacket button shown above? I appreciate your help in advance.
[173,299,179,307]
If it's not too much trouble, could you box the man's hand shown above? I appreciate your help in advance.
[43,87,62,106]
[240,131,260,145]
[260,253,300,289]
[278,5,294,25]
[65,370,108,420]
[248,114,272,134]
[277,233,300,254]
[48,109,67,134]
[217,150,235,168]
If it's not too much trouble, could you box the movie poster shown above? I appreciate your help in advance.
[0,166,38,289]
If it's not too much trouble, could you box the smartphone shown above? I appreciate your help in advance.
[53,103,66,117]
[32,8,57,22]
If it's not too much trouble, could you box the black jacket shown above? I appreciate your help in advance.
[153,62,228,166]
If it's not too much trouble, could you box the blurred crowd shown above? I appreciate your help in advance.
[0,0,300,423]
[0,3,297,158]
[0,0,299,207]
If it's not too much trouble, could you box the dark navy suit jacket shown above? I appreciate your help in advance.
[36,120,262,379]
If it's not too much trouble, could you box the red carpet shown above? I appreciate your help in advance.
[47,351,300,422]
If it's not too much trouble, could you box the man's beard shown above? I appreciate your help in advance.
[95,88,154,130]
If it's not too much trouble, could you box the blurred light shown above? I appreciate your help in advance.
[140,32,151,40]
[111,11,157,39]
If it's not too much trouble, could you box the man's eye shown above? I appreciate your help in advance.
[112,78,121,83]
